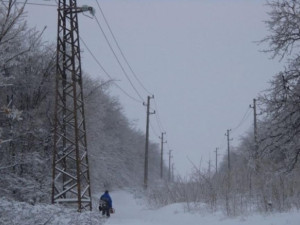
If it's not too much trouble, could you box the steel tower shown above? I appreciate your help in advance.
[51,0,92,211]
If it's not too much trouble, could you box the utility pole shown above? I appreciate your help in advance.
[225,130,232,214]
[51,2,94,211]
[143,95,155,189]
[168,149,173,182]
[159,132,166,179]
[215,147,219,174]
[171,163,174,182]
[249,98,259,196]
[250,98,258,158]
[225,129,232,171]
[208,158,211,177]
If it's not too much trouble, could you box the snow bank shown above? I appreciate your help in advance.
[0,197,104,225]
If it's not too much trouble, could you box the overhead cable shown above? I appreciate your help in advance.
[95,0,153,96]
[232,107,251,132]
[21,0,170,147]
[153,98,166,133]
[3,0,57,7]
[150,121,160,138]
[80,37,143,103]
[93,14,145,103]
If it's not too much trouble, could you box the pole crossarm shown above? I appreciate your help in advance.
[52,0,92,212]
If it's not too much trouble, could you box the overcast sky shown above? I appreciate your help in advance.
[25,0,284,176]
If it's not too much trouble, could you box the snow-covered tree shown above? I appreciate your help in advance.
[84,76,163,191]
[257,0,300,172]
[263,0,300,59]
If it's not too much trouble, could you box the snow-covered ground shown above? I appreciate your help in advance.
[106,190,300,225]
[0,197,104,225]
[1,190,300,225]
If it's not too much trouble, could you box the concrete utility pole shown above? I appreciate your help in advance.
[143,95,155,189]
[250,98,258,157]
[225,129,232,171]
[52,2,94,211]
[159,132,166,179]
[168,149,173,182]
[215,147,219,174]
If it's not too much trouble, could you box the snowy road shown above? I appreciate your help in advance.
[104,190,300,225]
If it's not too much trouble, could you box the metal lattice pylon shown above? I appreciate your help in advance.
[51,0,92,211]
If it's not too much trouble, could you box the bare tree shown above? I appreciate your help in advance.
[263,0,300,59]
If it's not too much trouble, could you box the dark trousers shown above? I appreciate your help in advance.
[102,206,110,217]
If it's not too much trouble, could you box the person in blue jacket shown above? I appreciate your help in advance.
[100,190,112,217]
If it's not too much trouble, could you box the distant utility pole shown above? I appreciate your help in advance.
[51,2,94,212]
[168,149,173,182]
[159,132,166,179]
[143,95,155,189]
[171,163,174,182]
[208,158,211,177]
[249,98,258,158]
[215,147,219,174]
[225,129,232,171]
[225,129,232,213]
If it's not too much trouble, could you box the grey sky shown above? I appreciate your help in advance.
[26,0,283,176]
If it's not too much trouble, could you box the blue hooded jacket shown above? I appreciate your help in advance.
[100,191,112,208]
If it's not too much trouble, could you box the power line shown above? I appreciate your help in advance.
[23,0,167,133]
[153,98,166,132]
[214,107,251,157]
[21,2,144,100]
[93,14,145,103]
[217,135,227,151]
[80,37,143,104]
[91,2,169,143]
[20,0,144,104]
[94,1,170,144]
[3,0,57,7]
[149,121,160,138]
[95,0,153,96]
[82,34,170,145]
[231,107,251,132]
[166,137,172,152]
[20,0,171,149]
